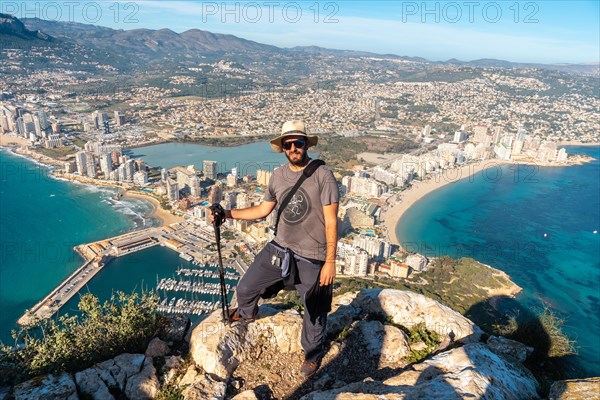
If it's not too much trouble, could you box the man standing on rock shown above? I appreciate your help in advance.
[211,120,339,377]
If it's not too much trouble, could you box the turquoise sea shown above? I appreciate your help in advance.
[0,141,286,344]
[2,141,598,376]
[0,149,159,343]
[396,146,600,375]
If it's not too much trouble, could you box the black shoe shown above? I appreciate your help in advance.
[300,359,319,377]
[228,308,256,322]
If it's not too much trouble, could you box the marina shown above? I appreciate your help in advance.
[18,220,246,326]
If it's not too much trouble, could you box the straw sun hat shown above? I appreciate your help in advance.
[269,120,319,153]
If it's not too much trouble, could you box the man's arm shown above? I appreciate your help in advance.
[320,202,339,286]
[225,200,277,221]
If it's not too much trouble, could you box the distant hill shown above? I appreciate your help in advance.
[22,17,279,58]
[0,13,52,41]
[0,14,592,75]
[443,57,599,75]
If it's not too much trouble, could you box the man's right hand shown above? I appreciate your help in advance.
[208,207,231,224]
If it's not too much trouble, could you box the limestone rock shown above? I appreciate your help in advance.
[125,357,160,400]
[75,368,114,400]
[189,306,302,379]
[354,320,410,363]
[145,337,170,357]
[95,359,120,390]
[163,355,184,384]
[178,365,200,387]
[326,292,361,337]
[189,310,249,379]
[231,390,260,399]
[159,314,190,342]
[112,353,145,391]
[246,309,303,354]
[549,377,600,399]
[353,289,483,343]
[178,367,226,400]
[486,335,533,363]
[302,343,539,399]
[14,373,78,400]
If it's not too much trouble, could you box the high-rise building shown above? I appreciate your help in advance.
[167,180,179,202]
[453,130,468,143]
[161,168,169,182]
[473,125,491,146]
[189,175,201,197]
[75,151,88,176]
[99,153,113,178]
[203,160,217,180]
[86,153,97,178]
[44,134,62,149]
[133,171,148,186]
[114,111,126,126]
[256,169,272,186]
[64,161,76,174]
[118,164,126,182]
[226,173,237,187]
[422,125,432,136]
[124,159,135,182]
[236,193,248,209]
[208,182,222,204]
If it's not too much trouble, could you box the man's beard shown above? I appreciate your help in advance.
[285,149,309,166]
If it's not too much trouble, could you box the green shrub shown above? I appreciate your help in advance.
[0,291,159,385]
[155,384,184,400]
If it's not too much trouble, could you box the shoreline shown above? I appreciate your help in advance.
[1,143,183,228]
[382,152,597,247]
[123,191,184,226]
[382,161,499,246]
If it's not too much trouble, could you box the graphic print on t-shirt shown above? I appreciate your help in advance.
[281,187,312,225]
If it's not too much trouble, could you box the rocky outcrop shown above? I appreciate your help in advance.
[189,289,482,381]
[125,358,160,400]
[177,364,227,399]
[74,353,158,400]
[14,373,78,400]
[354,320,411,363]
[486,335,533,363]
[351,289,483,343]
[549,377,600,399]
[9,289,600,399]
[301,343,539,399]
[145,337,170,358]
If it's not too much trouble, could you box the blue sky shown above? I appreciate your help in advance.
[4,1,599,63]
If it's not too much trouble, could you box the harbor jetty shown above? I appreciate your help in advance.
[18,221,247,326]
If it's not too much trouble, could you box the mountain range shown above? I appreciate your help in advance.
[0,13,597,75]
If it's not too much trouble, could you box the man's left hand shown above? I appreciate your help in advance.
[319,262,336,286]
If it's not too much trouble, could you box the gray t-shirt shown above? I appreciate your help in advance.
[264,160,339,261]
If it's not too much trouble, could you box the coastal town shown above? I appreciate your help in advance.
[2,68,597,324]
[1,13,599,325]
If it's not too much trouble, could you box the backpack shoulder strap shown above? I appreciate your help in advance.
[273,159,326,236]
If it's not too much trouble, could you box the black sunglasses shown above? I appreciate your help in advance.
[282,139,306,150]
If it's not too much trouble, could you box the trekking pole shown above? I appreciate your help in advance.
[210,204,230,323]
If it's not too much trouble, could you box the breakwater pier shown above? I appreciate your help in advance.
[18,221,247,326]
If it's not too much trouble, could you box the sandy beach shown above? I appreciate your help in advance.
[0,133,29,147]
[382,161,504,246]
[123,191,184,226]
[558,140,600,147]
